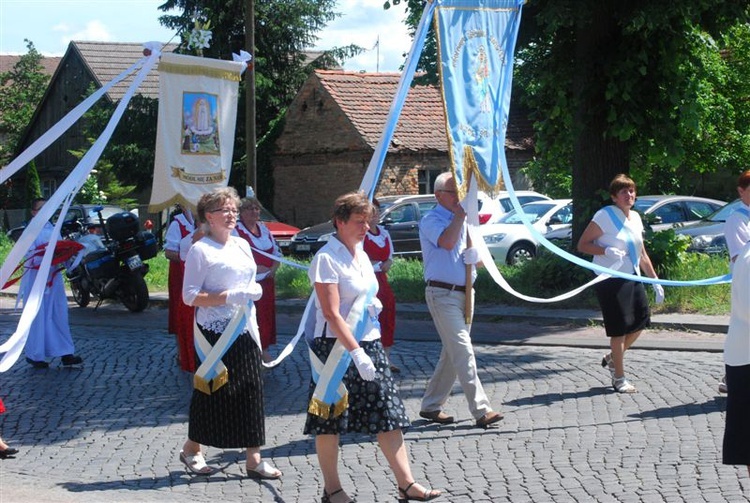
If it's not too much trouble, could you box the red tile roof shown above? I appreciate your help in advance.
[315,69,533,153]
[0,55,61,76]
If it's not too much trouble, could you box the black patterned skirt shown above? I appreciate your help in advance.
[188,325,265,448]
[595,277,650,337]
[303,338,410,436]
[723,363,750,466]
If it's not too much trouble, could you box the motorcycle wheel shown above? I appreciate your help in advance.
[120,272,149,312]
[70,281,90,308]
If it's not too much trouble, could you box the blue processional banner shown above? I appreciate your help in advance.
[434,0,524,197]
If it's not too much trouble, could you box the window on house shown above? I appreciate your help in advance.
[418,169,444,194]
[42,179,57,199]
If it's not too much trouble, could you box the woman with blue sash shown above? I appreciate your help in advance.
[178,187,281,480]
[304,191,441,503]
[578,174,664,393]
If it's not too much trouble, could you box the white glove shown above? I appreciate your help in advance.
[652,283,665,305]
[349,347,376,381]
[604,247,626,259]
[225,283,263,305]
[463,247,481,265]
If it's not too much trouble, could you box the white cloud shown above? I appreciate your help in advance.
[70,20,114,42]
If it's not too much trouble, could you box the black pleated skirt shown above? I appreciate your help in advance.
[723,363,750,466]
[304,338,410,436]
[188,325,265,448]
[595,277,650,337]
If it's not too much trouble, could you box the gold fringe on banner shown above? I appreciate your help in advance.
[158,61,243,82]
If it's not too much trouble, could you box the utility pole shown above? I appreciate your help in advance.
[245,0,256,196]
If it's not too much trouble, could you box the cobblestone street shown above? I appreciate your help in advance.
[0,304,747,502]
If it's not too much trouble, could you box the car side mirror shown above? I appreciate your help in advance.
[547,216,562,225]
[380,217,394,225]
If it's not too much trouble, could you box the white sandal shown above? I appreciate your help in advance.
[246,460,282,480]
[179,450,215,475]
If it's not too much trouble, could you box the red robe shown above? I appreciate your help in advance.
[363,226,396,348]
[236,222,278,350]
[167,217,197,372]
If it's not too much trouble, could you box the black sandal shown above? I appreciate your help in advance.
[322,488,354,503]
[398,482,441,502]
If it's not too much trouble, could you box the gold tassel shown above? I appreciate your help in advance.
[211,369,229,393]
[193,374,212,395]
[331,393,349,418]
[308,397,331,419]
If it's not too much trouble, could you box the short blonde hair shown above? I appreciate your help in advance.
[196,187,240,223]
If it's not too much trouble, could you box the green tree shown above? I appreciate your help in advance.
[387,1,750,240]
[25,160,42,219]
[156,0,362,202]
[0,40,50,165]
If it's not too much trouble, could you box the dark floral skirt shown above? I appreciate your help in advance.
[303,338,410,436]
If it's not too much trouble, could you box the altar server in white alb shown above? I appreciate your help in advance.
[21,198,83,369]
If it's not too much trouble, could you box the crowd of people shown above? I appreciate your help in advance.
[3,171,749,493]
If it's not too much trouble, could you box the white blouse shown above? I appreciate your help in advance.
[183,235,257,333]
[308,236,382,342]
[591,206,644,273]
[725,241,750,367]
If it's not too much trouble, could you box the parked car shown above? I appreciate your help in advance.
[259,206,300,255]
[632,195,725,232]
[6,204,128,242]
[477,190,551,224]
[289,194,437,258]
[673,198,741,255]
[480,199,573,265]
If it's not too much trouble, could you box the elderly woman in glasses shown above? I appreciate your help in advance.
[234,197,282,363]
[178,187,281,480]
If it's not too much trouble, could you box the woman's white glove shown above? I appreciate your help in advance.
[463,247,481,265]
[225,283,263,305]
[349,347,376,381]
[652,283,665,305]
[604,247,626,259]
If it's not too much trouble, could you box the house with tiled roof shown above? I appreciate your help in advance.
[272,69,534,227]
[10,41,175,206]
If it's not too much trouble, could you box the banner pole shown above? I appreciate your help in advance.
[464,170,474,324]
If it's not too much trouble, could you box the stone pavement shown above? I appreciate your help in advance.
[0,296,747,502]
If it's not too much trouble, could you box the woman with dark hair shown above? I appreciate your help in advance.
[178,187,280,479]
[722,238,750,477]
[577,174,664,393]
[718,169,750,394]
[305,191,440,503]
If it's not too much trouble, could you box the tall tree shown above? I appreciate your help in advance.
[387,1,750,240]
[156,0,361,202]
[0,40,50,165]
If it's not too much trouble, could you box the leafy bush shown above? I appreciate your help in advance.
[643,226,691,274]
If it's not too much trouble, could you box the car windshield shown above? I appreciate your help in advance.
[703,199,741,222]
[499,202,556,224]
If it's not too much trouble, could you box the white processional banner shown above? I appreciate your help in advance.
[149,53,246,212]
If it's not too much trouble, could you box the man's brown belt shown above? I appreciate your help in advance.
[426,280,466,292]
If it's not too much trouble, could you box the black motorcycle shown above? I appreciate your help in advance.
[66,206,157,312]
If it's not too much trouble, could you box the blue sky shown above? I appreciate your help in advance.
[0,0,412,72]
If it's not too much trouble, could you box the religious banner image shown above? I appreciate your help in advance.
[149,52,246,212]
[434,0,524,196]
[182,92,220,155]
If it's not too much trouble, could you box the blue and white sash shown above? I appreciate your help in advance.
[193,302,261,395]
[735,207,750,221]
[307,282,377,419]
[603,206,640,275]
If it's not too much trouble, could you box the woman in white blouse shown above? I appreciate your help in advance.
[178,187,281,480]
[305,192,440,503]
[577,174,663,394]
